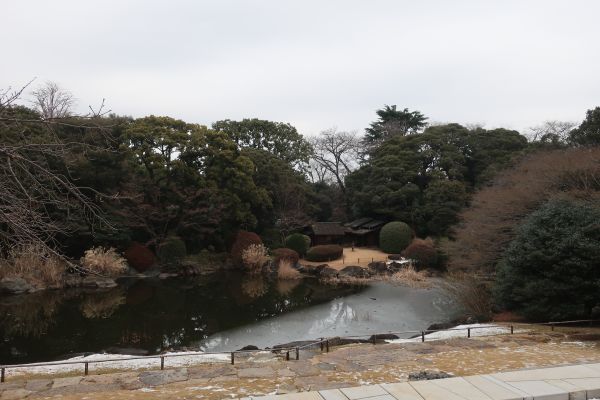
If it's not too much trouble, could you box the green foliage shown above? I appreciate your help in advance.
[569,107,600,146]
[230,231,262,266]
[364,105,427,145]
[213,118,312,169]
[285,233,311,256]
[305,245,344,262]
[347,123,527,236]
[157,236,187,265]
[379,222,412,253]
[494,199,600,320]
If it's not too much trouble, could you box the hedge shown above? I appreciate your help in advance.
[402,238,438,269]
[285,233,311,256]
[305,245,343,262]
[124,242,155,272]
[272,248,299,265]
[157,236,187,265]
[379,221,412,253]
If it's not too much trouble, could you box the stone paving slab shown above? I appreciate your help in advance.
[250,364,600,400]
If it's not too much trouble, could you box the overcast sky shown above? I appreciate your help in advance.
[3,0,599,136]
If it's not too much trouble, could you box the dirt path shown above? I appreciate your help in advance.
[301,247,390,270]
[2,325,600,399]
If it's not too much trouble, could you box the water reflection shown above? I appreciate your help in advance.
[0,273,362,363]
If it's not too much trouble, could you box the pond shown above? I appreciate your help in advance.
[0,273,459,364]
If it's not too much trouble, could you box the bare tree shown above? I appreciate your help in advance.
[529,120,576,145]
[31,81,75,120]
[309,128,362,193]
[0,81,110,265]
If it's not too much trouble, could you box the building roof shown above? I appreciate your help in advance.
[345,218,386,231]
[311,222,345,236]
[345,217,373,230]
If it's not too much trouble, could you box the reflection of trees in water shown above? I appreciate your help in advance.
[0,291,66,337]
[275,279,301,296]
[241,276,268,299]
[80,288,126,319]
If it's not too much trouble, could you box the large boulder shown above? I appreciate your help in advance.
[0,277,33,295]
[319,266,339,278]
[368,261,388,274]
[339,265,371,278]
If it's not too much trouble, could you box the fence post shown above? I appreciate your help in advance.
[295,347,299,360]
[358,258,360,264]
[551,323,555,331]
[467,328,471,338]
[510,325,514,334]
[84,362,89,375]
[326,340,329,352]
[372,335,376,345]
[231,352,235,365]
[320,339,324,352]
[1,367,5,383]
[160,356,165,370]
[421,331,425,342]
[286,351,290,361]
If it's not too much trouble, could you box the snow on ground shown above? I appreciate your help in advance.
[386,323,524,343]
[7,351,231,376]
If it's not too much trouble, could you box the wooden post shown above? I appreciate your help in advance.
[320,340,324,352]
[295,347,299,360]
[286,351,290,361]
[510,325,514,334]
[161,356,165,370]
[421,331,425,342]
[551,324,555,331]
[84,362,89,375]
[326,340,329,352]
[1,367,5,383]
[231,352,235,365]
[467,328,471,338]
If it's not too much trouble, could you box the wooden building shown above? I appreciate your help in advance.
[304,222,346,245]
[344,218,385,247]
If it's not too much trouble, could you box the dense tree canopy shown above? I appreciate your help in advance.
[364,105,427,146]
[569,107,600,146]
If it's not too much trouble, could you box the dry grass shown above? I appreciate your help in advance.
[441,272,493,319]
[242,244,269,274]
[301,247,390,270]
[277,259,301,280]
[0,244,65,287]
[276,279,301,295]
[387,265,431,288]
[241,276,268,298]
[80,288,126,319]
[80,247,127,277]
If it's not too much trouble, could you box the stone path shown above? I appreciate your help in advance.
[248,363,600,400]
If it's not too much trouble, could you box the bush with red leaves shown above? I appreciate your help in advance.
[124,242,156,272]
[230,230,262,266]
[402,238,438,269]
[272,248,299,266]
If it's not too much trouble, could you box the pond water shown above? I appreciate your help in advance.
[0,273,459,364]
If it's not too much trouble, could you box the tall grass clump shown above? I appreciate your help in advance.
[80,247,128,276]
[0,244,66,287]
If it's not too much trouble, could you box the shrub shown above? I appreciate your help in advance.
[80,247,127,276]
[272,248,299,266]
[230,230,262,266]
[0,244,65,287]
[305,245,343,262]
[277,259,302,280]
[124,242,155,272]
[379,221,412,253]
[242,244,269,274]
[157,236,187,265]
[441,272,493,320]
[285,233,311,256]
[388,265,431,289]
[401,238,438,269]
[494,199,600,321]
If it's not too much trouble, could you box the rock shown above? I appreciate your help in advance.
[408,370,453,381]
[238,345,259,351]
[387,254,403,261]
[319,266,339,278]
[158,273,178,279]
[339,265,371,278]
[139,368,189,386]
[368,261,388,274]
[24,379,53,392]
[0,277,33,294]
[368,333,399,342]
[568,333,600,341]
[0,389,33,400]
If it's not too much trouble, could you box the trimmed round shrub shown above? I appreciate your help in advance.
[285,233,311,256]
[230,230,262,266]
[124,242,155,272]
[305,245,343,262]
[272,248,300,266]
[402,238,438,269]
[157,236,187,265]
[379,221,412,254]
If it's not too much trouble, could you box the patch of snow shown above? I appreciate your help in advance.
[6,351,230,376]
[386,323,525,343]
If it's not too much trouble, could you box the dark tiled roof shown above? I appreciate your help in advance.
[311,222,345,236]
[345,217,373,229]
[362,220,385,229]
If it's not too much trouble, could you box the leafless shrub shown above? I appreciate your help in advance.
[241,244,269,274]
[80,247,127,276]
[320,275,370,286]
[386,265,431,288]
[277,259,301,280]
[441,272,493,319]
[0,243,66,287]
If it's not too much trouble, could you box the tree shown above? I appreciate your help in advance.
[309,128,361,193]
[364,105,427,146]
[31,81,75,120]
[494,199,600,320]
[212,118,312,170]
[569,107,600,146]
[529,120,575,147]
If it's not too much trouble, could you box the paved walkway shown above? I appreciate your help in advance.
[248,363,600,400]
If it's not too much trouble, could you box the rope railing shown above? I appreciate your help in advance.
[1,319,598,383]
